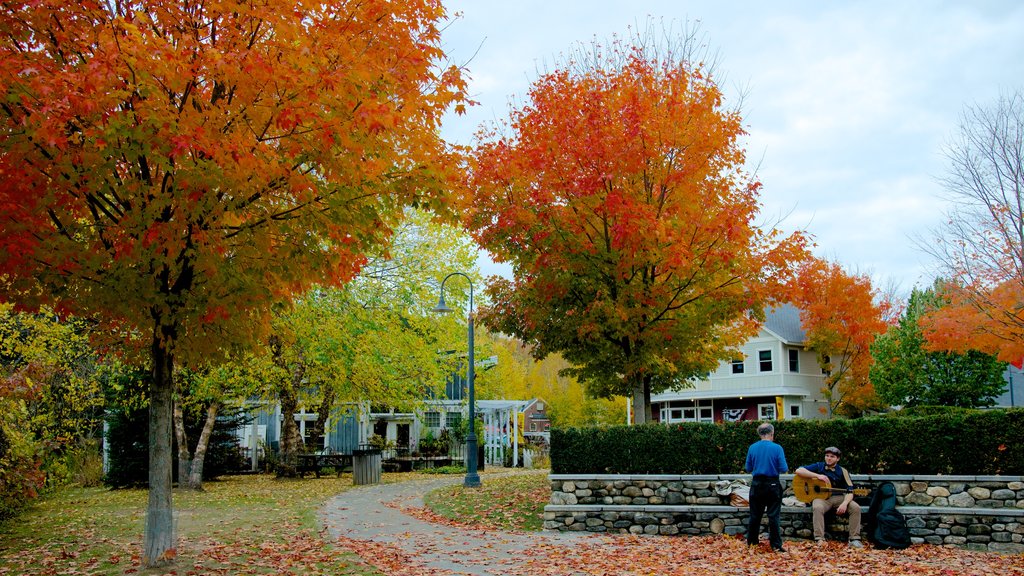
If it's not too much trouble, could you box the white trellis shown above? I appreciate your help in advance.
[478,400,529,467]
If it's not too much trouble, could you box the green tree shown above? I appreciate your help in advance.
[253,210,480,475]
[871,285,1007,408]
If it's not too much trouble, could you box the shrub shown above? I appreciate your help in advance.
[0,401,46,519]
[551,409,1024,475]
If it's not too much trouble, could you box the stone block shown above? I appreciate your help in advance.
[642,488,655,497]
[943,535,967,545]
[905,492,934,505]
[991,532,1013,543]
[927,486,951,497]
[924,535,944,545]
[623,486,642,497]
[906,517,927,528]
[968,487,991,499]
[948,492,976,507]
[649,497,664,505]
[561,481,576,493]
[991,489,1016,500]
[660,525,680,535]
[629,525,644,534]
[910,481,929,492]
[711,518,726,534]
[644,525,660,535]
[967,524,993,535]
[613,520,632,528]
[585,517,605,527]
[576,489,592,498]
[989,542,1024,554]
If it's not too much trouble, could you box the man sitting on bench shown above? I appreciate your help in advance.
[795,446,863,548]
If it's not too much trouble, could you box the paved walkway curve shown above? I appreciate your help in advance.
[318,472,596,575]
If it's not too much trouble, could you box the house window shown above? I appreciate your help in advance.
[292,410,324,450]
[698,405,713,422]
[789,349,799,373]
[789,404,802,419]
[445,411,462,430]
[821,355,832,376]
[759,350,773,372]
[732,358,745,374]
[423,411,441,428]
[758,404,776,420]
[536,402,545,411]
[530,422,537,432]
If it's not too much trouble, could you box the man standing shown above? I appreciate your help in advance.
[795,446,863,548]
[745,422,788,552]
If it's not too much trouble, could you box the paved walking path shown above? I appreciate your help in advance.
[319,471,594,575]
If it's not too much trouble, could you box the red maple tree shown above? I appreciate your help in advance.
[466,34,806,423]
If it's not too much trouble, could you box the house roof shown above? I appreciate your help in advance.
[764,303,806,344]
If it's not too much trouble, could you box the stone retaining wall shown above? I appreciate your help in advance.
[544,474,1024,553]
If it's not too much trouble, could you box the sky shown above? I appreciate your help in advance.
[438,1,1024,293]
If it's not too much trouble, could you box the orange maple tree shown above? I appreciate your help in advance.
[919,92,1024,366]
[466,32,806,423]
[790,258,890,417]
[0,0,465,566]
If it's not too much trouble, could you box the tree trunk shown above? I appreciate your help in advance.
[172,399,191,486]
[278,385,300,476]
[630,377,653,424]
[144,327,176,567]
[185,401,220,491]
[269,334,303,476]
[310,385,335,452]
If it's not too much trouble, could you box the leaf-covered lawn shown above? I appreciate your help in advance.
[0,474,400,575]
[412,470,1024,576]
[420,470,548,531]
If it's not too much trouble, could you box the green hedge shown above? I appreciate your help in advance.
[550,409,1024,475]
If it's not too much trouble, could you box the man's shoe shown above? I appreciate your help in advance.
[849,540,864,549]
[814,539,826,546]
[772,547,787,553]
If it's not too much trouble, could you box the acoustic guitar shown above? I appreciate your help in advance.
[792,476,870,504]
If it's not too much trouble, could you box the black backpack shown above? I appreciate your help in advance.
[865,481,911,550]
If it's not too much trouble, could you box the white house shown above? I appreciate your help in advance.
[650,304,830,423]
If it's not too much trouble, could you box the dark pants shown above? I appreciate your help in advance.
[747,477,783,550]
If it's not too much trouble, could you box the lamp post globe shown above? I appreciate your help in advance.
[434,272,481,488]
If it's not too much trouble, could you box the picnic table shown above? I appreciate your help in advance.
[297,453,353,478]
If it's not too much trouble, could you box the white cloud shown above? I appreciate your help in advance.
[441,1,1024,290]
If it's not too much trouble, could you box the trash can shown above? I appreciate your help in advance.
[353,448,382,485]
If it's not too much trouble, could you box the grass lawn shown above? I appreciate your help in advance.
[421,470,549,531]
[0,473,426,576]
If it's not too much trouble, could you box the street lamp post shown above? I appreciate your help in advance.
[434,272,481,488]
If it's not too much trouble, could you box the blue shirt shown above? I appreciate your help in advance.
[745,439,788,478]
[803,461,851,489]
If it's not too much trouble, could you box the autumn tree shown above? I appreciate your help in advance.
[466,29,806,423]
[790,258,889,417]
[0,1,465,566]
[476,335,625,428]
[918,90,1024,364]
[871,284,1007,408]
